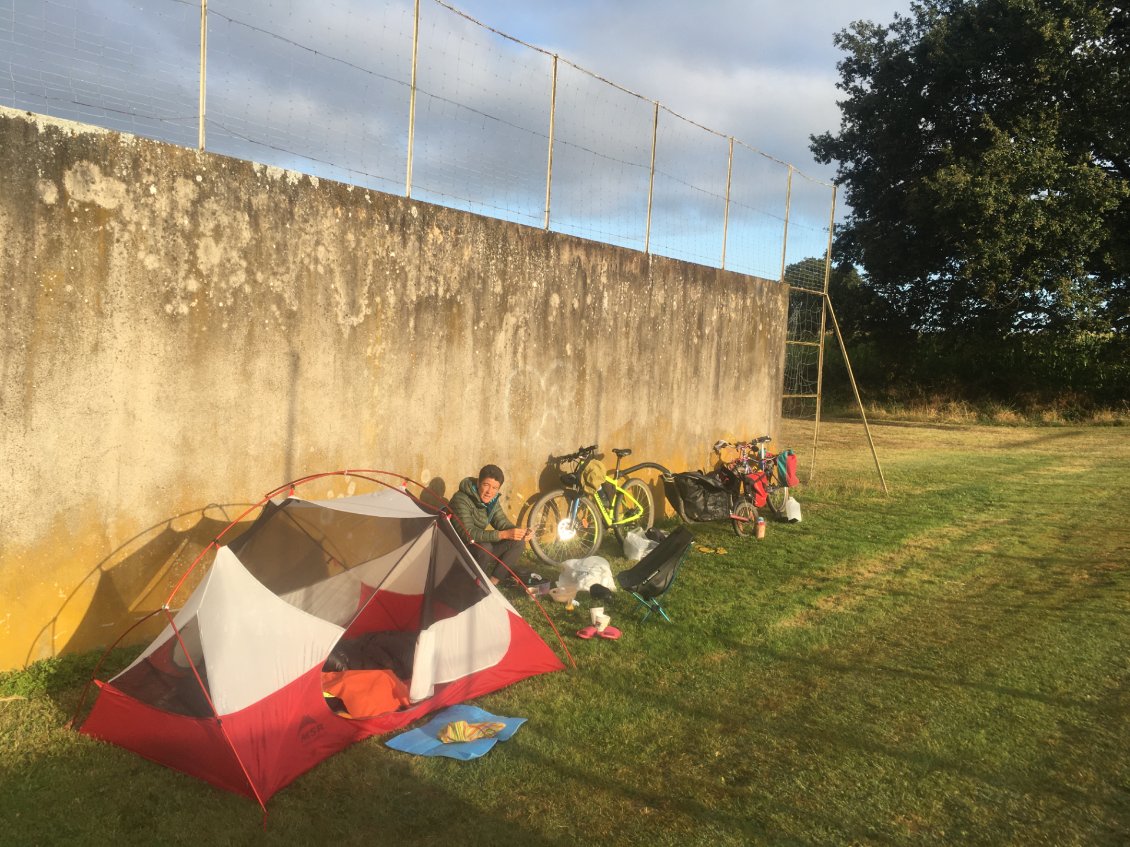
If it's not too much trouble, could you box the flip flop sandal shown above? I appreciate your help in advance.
[576,626,598,640]
[598,626,621,640]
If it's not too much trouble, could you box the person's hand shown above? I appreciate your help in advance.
[500,528,533,541]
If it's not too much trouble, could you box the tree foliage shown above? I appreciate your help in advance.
[812,0,1129,337]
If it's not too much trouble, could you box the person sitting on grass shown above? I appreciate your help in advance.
[449,464,532,586]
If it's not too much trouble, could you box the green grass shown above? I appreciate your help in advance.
[2,422,1128,845]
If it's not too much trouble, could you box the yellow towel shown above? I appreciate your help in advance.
[438,720,506,744]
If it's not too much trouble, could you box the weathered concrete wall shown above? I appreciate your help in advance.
[0,106,787,670]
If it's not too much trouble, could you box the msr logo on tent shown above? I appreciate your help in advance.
[298,715,324,744]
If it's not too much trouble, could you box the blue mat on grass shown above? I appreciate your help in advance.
[385,705,525,760]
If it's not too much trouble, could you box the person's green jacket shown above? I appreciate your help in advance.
[449,476,517,545]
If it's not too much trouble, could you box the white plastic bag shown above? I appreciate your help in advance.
[622,528,659,561]
[557,555,617,593]
[785,496,802,523]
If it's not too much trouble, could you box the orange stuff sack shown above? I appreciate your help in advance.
[322,669,411,718]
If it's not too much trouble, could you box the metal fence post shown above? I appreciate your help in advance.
[721,136,733,270]
[644,101,659,254]
[779,164,794,281]
[405,0,421,199]
[198,0,207,150]
[544,54,558,231]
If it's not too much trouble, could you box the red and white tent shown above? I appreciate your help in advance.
[79,481,564,809]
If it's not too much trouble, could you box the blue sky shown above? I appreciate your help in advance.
[448,0,915,183]
[1,0,913,271]
[2,0,914,183]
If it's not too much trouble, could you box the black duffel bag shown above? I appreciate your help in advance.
[668,471,732,521]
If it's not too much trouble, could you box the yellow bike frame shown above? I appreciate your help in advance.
[590,475,645,526]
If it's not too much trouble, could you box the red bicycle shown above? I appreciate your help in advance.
[713,436,795,525]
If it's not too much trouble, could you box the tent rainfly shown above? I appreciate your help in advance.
[78,484,564,809]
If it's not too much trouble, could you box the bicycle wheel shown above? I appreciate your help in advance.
[612,478,655,543]
[733,500,758,537]
[528,490,603,566]
[765,485,789,519]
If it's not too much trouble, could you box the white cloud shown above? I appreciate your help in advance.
[453,0,914,180]
[3,0,914,234]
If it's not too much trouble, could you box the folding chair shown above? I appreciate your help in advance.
[615,526,694,622]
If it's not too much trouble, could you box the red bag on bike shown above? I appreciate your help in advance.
[777,450,799,487]
[746,470,768,508]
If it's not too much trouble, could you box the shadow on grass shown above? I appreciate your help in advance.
[497,731,833,844]
[0,716,578,846]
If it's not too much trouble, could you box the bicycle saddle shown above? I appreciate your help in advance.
[612,448,632,457]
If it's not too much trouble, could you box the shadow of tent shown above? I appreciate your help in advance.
[27,507,248,667]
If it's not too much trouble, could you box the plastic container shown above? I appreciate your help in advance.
[785,497,802,523]
[549,586,578,604]
[756,516,766,539]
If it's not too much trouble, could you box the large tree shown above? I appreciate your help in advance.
[811,0,1129,337]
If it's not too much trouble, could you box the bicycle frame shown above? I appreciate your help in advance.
[591,475,645,527]
[755,440,782,488]
[713,440,761,503]
[566,451,644,530]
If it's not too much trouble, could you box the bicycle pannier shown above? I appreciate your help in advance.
[746,470,768,508]
[777,449,799,487]
[670,471,731,521]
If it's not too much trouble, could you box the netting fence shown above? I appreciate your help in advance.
[2,0,837,460]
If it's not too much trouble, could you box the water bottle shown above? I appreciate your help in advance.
[756,516,766,539]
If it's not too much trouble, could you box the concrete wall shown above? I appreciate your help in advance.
[0,106,787,670]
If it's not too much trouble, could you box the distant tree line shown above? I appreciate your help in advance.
[808,0,1128,412]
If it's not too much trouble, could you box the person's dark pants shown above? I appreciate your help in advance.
[473,539,526,582]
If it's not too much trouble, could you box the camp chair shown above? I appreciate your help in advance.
[615,526,694,623]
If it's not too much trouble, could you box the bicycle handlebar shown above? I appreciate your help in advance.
[553,444,598,464]
[713,435,771,453]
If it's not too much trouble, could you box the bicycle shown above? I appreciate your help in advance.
[526,445,656,566]
[716,436,791,520]
[638,451,757,537]
[708,439,762,537]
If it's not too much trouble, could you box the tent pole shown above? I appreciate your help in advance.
[69,606,164,727]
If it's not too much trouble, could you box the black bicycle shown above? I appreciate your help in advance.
[633,450,758,537]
